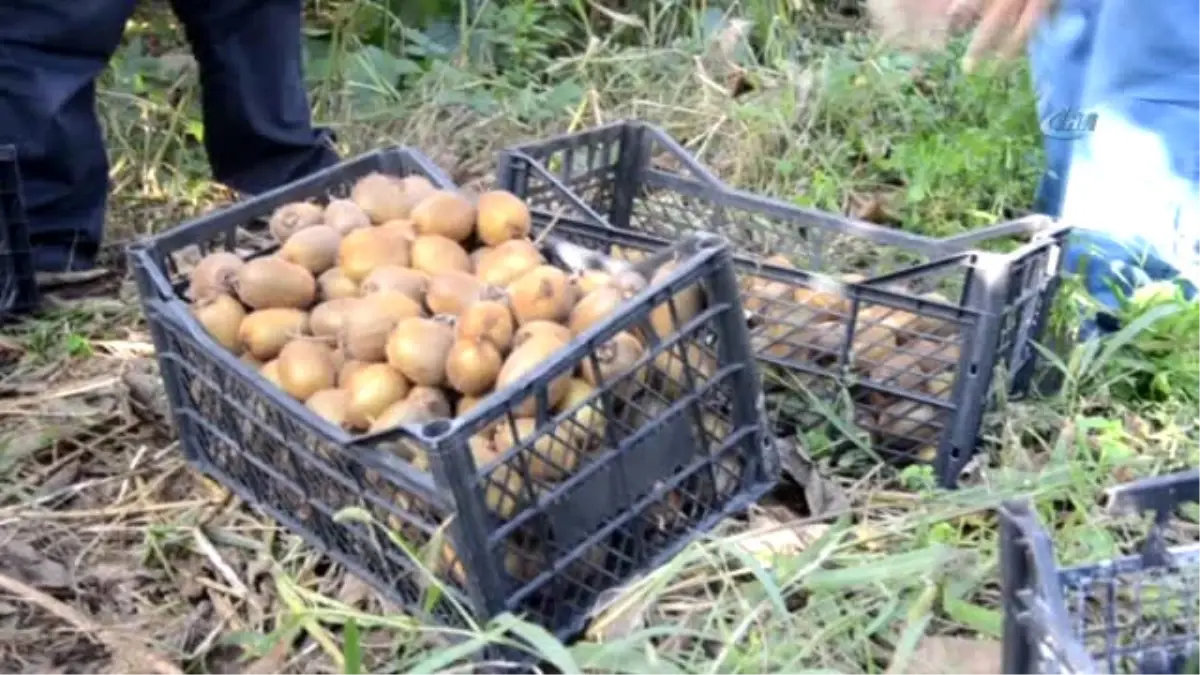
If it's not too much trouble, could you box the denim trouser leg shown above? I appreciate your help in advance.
[1030,0,1200,320]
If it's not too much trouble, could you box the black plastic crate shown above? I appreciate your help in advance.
[0,144,39,323]
[1000,470,1200,674]
[497,120,1070,487]
[128,146,779,641]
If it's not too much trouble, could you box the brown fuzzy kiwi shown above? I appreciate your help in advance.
[457,300,515,353]
[317,267,359,301]
[260,359,284,388]
[192,293,246,354]
[239,308,310,361]
[397,175,437,210]
[385,316,456,387]
[368,393,444,434]
[475,190,532,246]
[406,386,452,418]
[426,270,493,316]
[350,172,409,224]
[496,334,571,415]
[337,227,412,284]
[475,239,544,287]
[906,338,958,374]
[470,246,493,270]
[410,190,477,243]
[795,279,850,319]
[555,378,605,450]
[507,265,576,325]
[359,265,428,303]
[456,394,486,419]
[493,417,578,481]
[279,224,341,275]
[234,257,317,310]
[567,285,630,336]
[338,359,370,387]
[445,338,503,396]
[410,235,472,276]
[276,340,338,401]
[309,298,359,342]
[868,351,925,391]
[377,218,417,241]
[268,201,323,243]
[345,363,411,430]
[323,199,371,236]
[338,295,420,362]
[512,320,572,350]
[188,252,244,302]
[568,270,613,297]
[653,343,717,397]
[306,388,351,429]
[647,261,702,338]
[581,332,646,391]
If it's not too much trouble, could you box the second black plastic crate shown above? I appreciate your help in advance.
[1000,469,1200,674]
[497,120,1070,487]
[128,146,779,640]
[0,145,39,323]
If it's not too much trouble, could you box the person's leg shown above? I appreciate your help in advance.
[0,2,137,273]
[169,0,339,196]
[1056,0,1200,316]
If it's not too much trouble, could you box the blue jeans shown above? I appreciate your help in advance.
[1029,0,1200,321]
[0,1,339,273]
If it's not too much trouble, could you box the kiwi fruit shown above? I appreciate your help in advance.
[569,270,613,297]
[317,267,359,301]
[411,190,477,243]
[260,359,284,388]
[907,339,958,374]
[512,320,572,350]
[338,359,370,387]
[795,281,850,319]
[397,175,437,208]
[494,418,577,481]
[276,340,338,401]
[307,388,351,429]
[555,378,605,450]
[189,252,244,302]
[240,353,264,369]
[426,271,489,317]
[338,227,412,284]
[446,338,503,396]
[507,265,576,325]
[410,235,471,276]
[475,190,532,246]
[470,246,493,270]
[568,285,629,336]
[386,316,456,387]
[475,239,544,287]
[350,172,409,224]
[268,201,323,243]
[457,300,515,353]
[648,261,702,338]
[324,199,371,235]
[581,332,646,392]
[279,224,341,275]
[192,293,246,353]
[360,290,424,324]
[340,299,409,362]
[239,308,310,361]
[868,351,925,391]
[377,218,417,241]
[360,266,427,303]
[309,298,359,342]
[406,386,452,419]
[456,394,486,420]
[235,257,317,310]
[344,363,410,430]
[653,343,717,396]
[496,335,571,415]
[368,394,444,434]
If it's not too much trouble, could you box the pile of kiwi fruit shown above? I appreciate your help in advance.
[739,255,960,461]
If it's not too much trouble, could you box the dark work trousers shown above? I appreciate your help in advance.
[0,1,340,272]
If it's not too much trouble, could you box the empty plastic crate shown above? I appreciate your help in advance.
[0,144,39,322]
[497,120,1071,487]
[128,146,780,640]
[1000,469,1200,674]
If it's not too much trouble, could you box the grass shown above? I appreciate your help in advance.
[1,1,1197,673]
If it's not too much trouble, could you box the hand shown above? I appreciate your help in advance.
[962,0,1054,72]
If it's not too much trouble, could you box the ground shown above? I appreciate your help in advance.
[1,1,1198,673]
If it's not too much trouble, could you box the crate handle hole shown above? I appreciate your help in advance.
[420,420,452,439]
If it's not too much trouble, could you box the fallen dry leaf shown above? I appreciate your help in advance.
[898,636,1002,674]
